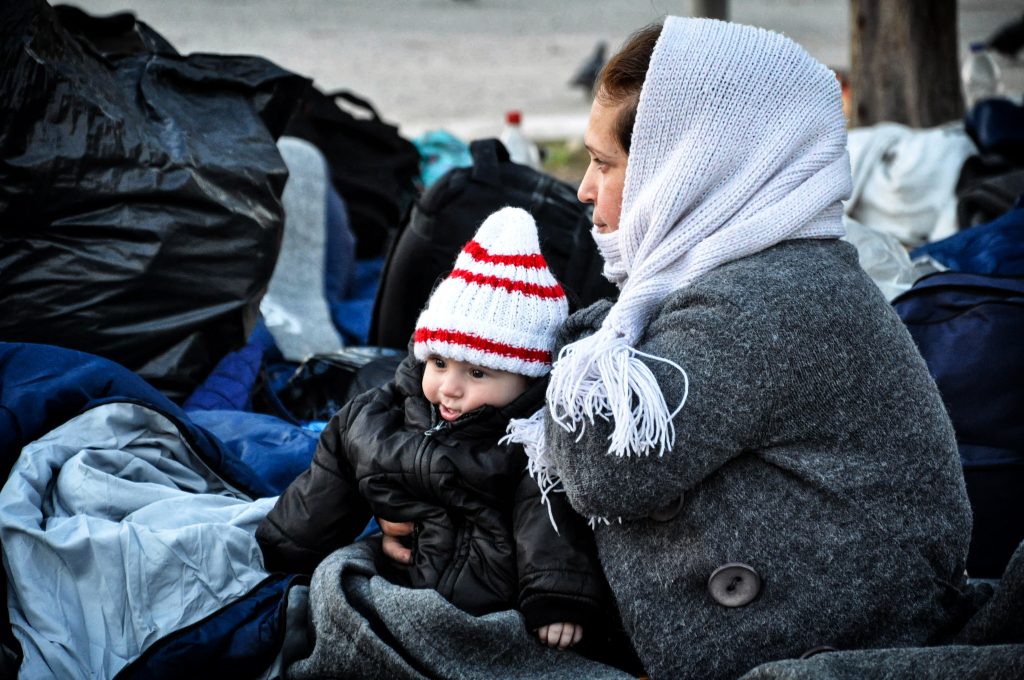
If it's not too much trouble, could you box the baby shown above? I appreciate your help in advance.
[257,207,604,648]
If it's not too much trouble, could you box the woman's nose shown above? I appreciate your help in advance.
[578,165,596,204]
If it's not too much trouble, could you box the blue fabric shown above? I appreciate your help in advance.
[248,316,284,361]
[324,184,357,306]
[414,129,473,187]
[114,574,297,680]
[331,299,376,345]
[331,256,386,345]
[893,273,1024,468]
[356,517,381,542]
[965,97,1024,161]
[1,343,297,675]
[912,207,1024,275]
[188,410,318,495]
[248,317,298,402]
[0,342,275,499]
[189,407,381,540]
[183,342,265,412]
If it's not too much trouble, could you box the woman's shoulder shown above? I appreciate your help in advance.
[706,237,858,289]
[558,238,872,343]
[663,238,869,312]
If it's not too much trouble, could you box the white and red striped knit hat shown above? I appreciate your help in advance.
[413,207,568,378]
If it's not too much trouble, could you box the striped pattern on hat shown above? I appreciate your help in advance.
[413,207,568,377]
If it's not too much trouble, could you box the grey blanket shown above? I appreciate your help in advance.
[283,540,1024,680]
[281,540,632,680]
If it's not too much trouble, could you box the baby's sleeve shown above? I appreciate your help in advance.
[255,400,373,574]
[513,468,606,632]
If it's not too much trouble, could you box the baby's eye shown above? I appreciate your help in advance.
[432,358,446,369]
[470,368,486,379]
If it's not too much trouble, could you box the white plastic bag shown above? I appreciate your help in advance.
[841,216,944,301]
[845,122,976,247]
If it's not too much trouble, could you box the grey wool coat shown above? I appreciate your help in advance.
[545,239,976,680]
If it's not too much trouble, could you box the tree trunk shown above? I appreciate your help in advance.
[691,0,728,21]
[851,0,963,128]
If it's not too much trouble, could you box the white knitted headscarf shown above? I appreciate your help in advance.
[505,17,852,502]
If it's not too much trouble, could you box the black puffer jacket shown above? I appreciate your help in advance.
[256,352,605,629]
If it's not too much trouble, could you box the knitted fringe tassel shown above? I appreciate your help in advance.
[505,330,689,531]
[504,411,622,530]
[547,329,689,458]
[503,408,564,533]
[587,516,623,530]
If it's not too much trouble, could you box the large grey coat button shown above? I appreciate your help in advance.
[707,563,761,607]
[648,495,684,522]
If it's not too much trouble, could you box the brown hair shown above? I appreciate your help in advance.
[595,22,663,153]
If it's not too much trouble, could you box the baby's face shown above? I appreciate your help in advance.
[422,356,530,422]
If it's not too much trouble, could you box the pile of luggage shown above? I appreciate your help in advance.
[1,0,1022,676]
[0,3,617,674]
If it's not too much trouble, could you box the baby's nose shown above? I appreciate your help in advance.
[440,375,462,397]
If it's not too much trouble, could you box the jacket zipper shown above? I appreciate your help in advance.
[423,419,451,438]
[415,409,497,600]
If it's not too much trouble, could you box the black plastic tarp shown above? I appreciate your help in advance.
[0,0,309,401]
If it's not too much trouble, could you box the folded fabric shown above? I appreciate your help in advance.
[0,402,278,678]
[288,540,633,680]
[913,206,1024,275]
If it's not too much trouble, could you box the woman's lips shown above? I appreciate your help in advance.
[439,405,460,421]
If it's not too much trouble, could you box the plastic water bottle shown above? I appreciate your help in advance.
[499,110,541,169]
[961,42,1003,110]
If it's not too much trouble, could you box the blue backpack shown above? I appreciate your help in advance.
[893,272,1024,577]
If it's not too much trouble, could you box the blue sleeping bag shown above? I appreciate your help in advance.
[0,343,305,677]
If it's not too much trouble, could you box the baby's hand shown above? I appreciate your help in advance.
[536,622,582,649]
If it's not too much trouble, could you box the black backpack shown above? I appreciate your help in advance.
[283,86,422,258]
[369,139,617,349]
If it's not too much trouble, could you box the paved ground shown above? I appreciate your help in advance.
[71,0,1023,141]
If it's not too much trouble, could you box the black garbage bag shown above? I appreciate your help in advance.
[0,0,309,401]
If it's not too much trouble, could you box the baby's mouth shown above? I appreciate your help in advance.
[439,405,460,421]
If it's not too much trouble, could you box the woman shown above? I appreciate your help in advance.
[385,17,974,679]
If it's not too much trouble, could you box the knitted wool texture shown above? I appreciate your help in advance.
[509,17,853,466]
[413,207,568,378]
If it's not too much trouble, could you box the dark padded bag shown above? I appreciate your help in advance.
[893,273,1024,578]
[283,86,421,259]
[369,139,617,349]
[274,347,404,423]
